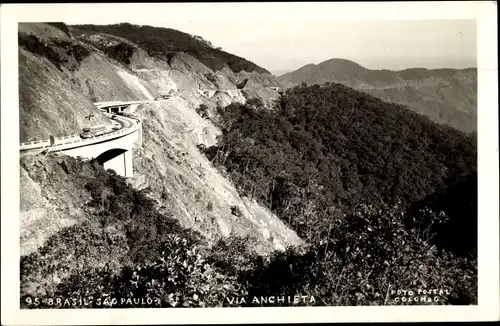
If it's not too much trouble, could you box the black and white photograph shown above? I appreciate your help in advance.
[1,2,498,324]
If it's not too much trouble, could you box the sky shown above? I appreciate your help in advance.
[24,3,478,74]
[149,19,477,74]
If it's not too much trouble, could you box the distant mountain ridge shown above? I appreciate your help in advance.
[277,58,477,133]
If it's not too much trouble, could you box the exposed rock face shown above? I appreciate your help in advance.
[277,58,477,133]
[74,52,157,101]
[19,23,300,257]
[20,155,92,256]
[19,49,109,143]
[132,100,304,254]
[19,23,281,143]
[241,79,281,107]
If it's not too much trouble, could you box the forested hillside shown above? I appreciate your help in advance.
[277,59,477,133]
[199,83,477,304]
[205,83,476,223]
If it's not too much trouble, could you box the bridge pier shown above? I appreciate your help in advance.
[103,150,133,177]
[105,106,128,114]
[136,124,143,146]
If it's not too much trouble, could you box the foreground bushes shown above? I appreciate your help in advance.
[48,234,245,308]
[240,203,476,306]
[21,197,476,308]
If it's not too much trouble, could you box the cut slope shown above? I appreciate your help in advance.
[19,48,109,142]
[132,99,304,254]
[74,52,158,102]
[71,23,271,74]
[241,79,280,107]
[69,23,280,108]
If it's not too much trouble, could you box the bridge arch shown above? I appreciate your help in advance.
[94,147,133,177]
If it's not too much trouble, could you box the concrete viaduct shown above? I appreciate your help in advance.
[198,89,243,99]
[20,101,144,178]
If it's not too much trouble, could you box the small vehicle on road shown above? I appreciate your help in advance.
[112,122,121,130]
[80,125,109,139]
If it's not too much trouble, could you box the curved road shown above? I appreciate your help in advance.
[19,102,144,156]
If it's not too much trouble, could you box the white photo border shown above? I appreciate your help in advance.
[1,1,498,324]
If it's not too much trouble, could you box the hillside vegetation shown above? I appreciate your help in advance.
[70,23,271,75]
[199,83,477,304]
[20,155,243,308]
[277,59,477,133]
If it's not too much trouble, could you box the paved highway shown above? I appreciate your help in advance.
[20,102,143,155]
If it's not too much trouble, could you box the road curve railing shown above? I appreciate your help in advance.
[20,102,143,152]
[94,100,148,108]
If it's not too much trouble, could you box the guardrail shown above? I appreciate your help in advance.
[20,112,141,152]
[20,122,140,152]
[94,100,146,108]
[20,134,81,147]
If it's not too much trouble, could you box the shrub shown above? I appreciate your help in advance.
[207,233,261,276]
[196,104,209,119]
[242,203,477,306]
[230,205,243,217]
[103,42,136,66]
[204,72,218,84]
[19,33,91,71]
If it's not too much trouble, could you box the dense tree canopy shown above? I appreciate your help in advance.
[203,83,477,247]
[198,82,477,304]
